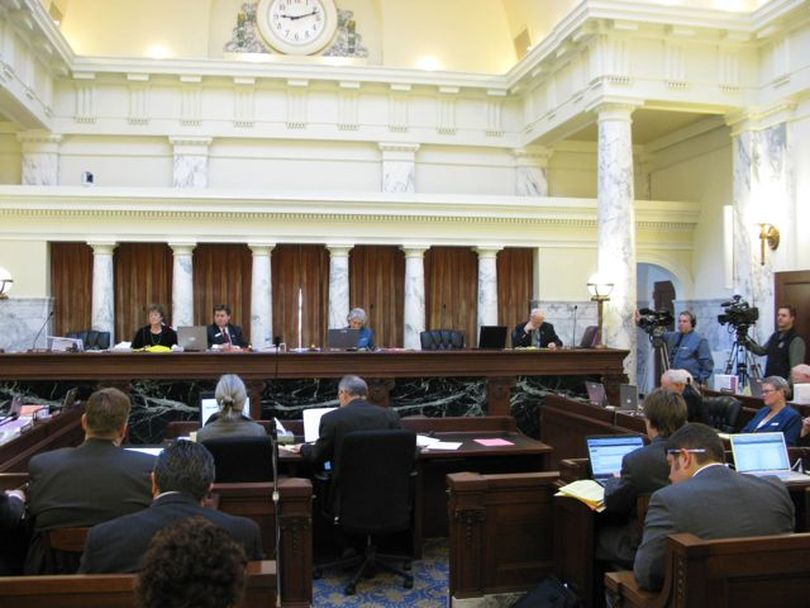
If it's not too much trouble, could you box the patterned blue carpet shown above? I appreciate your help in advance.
[312,538,448,607]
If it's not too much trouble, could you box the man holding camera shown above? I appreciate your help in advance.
[746,305,806,380]
[637,310,714,385]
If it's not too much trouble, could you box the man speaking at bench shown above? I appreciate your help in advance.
[633,423,794,591]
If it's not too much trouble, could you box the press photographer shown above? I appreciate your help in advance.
[635,308,714,385]
[744,304,806,381]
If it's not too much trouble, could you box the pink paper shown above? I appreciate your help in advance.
[474,438,514,447]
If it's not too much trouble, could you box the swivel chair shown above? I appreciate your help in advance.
[704,395,743,433]
[314,429,417,595]
[420,329,465,350]
[201,436,275,483]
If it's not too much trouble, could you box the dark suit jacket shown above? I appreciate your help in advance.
[511,322,563,348]
[599,437,670,566]
[79,492,263,573]
[207,323,248,348]
[633,464,795,591]
[0,493,28,575]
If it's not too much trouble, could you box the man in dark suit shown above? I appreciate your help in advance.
[511,308,562,348]
[597,389,688,568]
[79,440,263,573]
[633,423,795,591]
[1,489,28,574]
[26,387,155,572]
[207,304,248,350]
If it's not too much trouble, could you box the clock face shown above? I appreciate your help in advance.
[256,0,338,56]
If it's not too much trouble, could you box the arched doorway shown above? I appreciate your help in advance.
[637,263,683,394]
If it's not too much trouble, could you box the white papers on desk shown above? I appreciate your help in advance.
[303,407,337,443]
[416,434,440,448]
[275,418,288,434]
[423,441,462,451]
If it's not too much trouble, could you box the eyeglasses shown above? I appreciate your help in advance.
[761,388,777,394]
[666,448,707,456]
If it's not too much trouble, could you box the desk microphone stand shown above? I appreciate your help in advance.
[269,421,281,607]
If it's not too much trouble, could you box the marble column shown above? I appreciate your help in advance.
[475,247,502,334]
[512,147,551,196]
[18,131,62,185]
[170,137,212,188]
[596,103,637,380]
[170,242,196,328]
[402,246,429,349]
[249,243,275,350]
[730,121,789,340]
[89,242,117,344]
[327,244,353,330]
[379,143,419,193]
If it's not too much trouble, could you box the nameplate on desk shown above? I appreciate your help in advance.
[423,441,462,451]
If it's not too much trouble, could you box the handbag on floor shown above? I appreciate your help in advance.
[510,575,582,608]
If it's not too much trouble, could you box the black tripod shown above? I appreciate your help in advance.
[649,328,671,376]
[724,328,761,391]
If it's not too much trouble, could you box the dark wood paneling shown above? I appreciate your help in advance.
[271,244,329,349]
[113,243,172,342]
[193,244,252,340]
[497,248,533,330]
[50,243,92,337]
[775,270,810,359]
[425,247,478,347]
[349,245,405,348]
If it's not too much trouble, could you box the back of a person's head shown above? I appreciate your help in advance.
[136,516,246,608]
[642,388,688,438]
[153,440,215,500]
[85,387,131,437]
[215,374,248,420]
[338,375,368,399]
[661,368,691,388]
[666,423,725,464]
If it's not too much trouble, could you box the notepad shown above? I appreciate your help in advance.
[555,479,606,512]
[474,438,514,447]
[416,434,440,448]
[423,441,462,451]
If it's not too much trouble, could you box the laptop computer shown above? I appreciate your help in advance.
[585,381,608,406]
[586,435,645,486]
[730,432,809,482]
[303,407,337,443]
[200,392,251,426]
[579,325,599,348]
[178,326,208,351]
[478,326,507,349]
[618,384,639,411]
[327,328,360,350]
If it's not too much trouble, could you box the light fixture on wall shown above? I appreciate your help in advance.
[0,267,13,299]
[758,223,780,266]
[587,274,614,348]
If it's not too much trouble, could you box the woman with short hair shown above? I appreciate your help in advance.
[347,307,375,350]
[741,375,801,446]
[131,304,177,350]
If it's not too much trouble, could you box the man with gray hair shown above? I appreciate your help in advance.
[660,368,707,423]
[511,308,562,349]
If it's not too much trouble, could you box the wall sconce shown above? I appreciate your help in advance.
[758,223,779,266]
[0,267,13,299]
[587,275,614,348]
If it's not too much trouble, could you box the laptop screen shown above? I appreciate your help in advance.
[200,393,251,426]
[731,432,790,473]
[586,435,645,478]
[303,407,337,443]
[327,328,360,350]
[478,326,507,349]
[585,381,607,406]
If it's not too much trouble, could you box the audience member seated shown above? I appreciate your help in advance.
[131,303,178,350]
[197,374,265,443]
[740,375,801,446]
[792,364,810,442]
[80,440,263,573]
[660,368,706,423]
[346,307,375,350]
[0,488,28,575]
[597,389,688,568]
[511,307,562,349]
[26,387,155,573]
[135,516,248,608]
[633,423,795,591]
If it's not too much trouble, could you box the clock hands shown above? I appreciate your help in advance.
[278,10,319,21]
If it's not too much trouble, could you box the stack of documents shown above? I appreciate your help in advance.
[555,479,606,512]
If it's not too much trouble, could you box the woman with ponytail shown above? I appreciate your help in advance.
[196,374,266,442]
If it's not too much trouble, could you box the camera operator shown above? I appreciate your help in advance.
[745,305,806,381]
[636,310,714,385]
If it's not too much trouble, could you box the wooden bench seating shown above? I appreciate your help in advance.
[0,560,276,608]
[605,532,810,608]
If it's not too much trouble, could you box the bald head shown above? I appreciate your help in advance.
[792,364,810,385]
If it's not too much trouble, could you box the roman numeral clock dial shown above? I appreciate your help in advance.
[257,0,338,56]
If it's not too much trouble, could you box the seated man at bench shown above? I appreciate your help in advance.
[80,440,263,573]
[633,423,795,590]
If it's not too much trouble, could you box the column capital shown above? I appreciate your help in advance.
[588,100,641,122]
[326,243,354,257]
[169,241,197,256]
[169,136,213,153]
[378,142,420,160]
[17,130,63,147]
[474,246,503,259]
[88,241,117,255]
[512,147,552,166]
[248,242,276,256]
[400,245,430,258]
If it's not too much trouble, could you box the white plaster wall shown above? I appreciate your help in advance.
[0,240,49,297]
[548,144,597,198]
[536,247,598,301]
[791,103,810,269]
[58,136,173,187]
[417,146,514,195]
[0,133,21,184]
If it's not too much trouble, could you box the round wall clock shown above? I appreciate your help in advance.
[256,0,339,56]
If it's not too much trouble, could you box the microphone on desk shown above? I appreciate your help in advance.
[571,305,578,349]
[273,335,282,379]
[269,417,282,602]
[31,310,55,351]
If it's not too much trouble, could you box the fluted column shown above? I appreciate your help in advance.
[475,247,502,334]
[596,103,637,380]
[512,147,551,196]
[327,244,353,330]
[170,242,196,328]
[401,245,429,349]
[18,131,62,185]
[249,243,275,349]
[89,242,117,344]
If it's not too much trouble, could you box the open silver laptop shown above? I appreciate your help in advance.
[618,384,639,411]
[585,381,607,406]
[177,326,208,351]
[730,432,809,482]
[586,435,645,486]
[327,328,359,350]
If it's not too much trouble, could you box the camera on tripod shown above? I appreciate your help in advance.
[637,308,674,336]
[718,295,759,333]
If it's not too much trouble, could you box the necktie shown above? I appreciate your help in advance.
[224,328,232,345]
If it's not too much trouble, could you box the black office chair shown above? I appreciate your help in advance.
[66,330,111,350]
[420,329,465,350]
[314,429,417,595]
[704,395,742,433]
[201,436,275,483]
